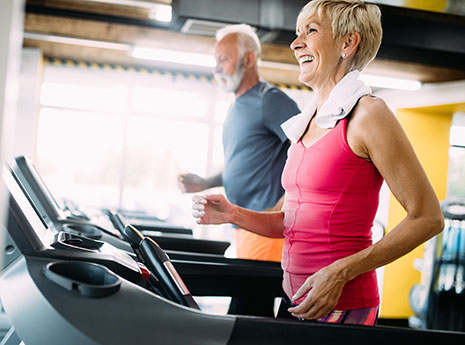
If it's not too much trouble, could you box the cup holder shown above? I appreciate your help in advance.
[62,223,103,240]
[43,261,121,298]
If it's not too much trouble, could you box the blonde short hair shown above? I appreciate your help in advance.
[216,24,261,61]
[297,0,382,71]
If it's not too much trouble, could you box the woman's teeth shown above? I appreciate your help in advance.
[299,55,314,64]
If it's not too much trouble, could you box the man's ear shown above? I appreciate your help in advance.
[243,51,256,68]
[341,32,361,59]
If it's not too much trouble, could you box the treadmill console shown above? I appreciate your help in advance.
[13,155,94,223]
[4,168,141,281]
[5,167,54,253]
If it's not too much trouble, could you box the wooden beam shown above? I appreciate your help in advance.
[23,13,465,85]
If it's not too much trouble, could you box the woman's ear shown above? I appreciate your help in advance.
[341,32,361,59]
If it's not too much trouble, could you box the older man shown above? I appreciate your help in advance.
[178,24,300,316]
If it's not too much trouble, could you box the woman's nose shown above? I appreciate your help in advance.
[290,36,304,51]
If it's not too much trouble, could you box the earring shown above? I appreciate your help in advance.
[341,52,346,58]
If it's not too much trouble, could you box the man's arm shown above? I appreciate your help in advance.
[178,172,223,193]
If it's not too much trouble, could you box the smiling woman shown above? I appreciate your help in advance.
[292,0,382,87]
[192,0,444,326]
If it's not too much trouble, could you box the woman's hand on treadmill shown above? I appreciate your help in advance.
[192,194,234,225]
[287,263,348,320]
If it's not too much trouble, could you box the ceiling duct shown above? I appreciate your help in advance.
[180,18,230,37]
[172,0,307,44]
[173,0,261,27]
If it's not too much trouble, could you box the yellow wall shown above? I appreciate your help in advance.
[380,103,465,318]
[404,0,447,12]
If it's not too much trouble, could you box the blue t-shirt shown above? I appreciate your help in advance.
[222,81,300,211]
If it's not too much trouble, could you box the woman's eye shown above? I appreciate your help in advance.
[308,28,316,34]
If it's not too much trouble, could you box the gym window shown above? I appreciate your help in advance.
[447,112,465,199]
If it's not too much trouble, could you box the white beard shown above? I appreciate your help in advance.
[214,62,244,93]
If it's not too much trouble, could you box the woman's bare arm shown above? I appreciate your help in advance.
[193,194,285,238]
[340,96,443,278]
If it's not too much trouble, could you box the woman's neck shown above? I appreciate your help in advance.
[312,70,348,112]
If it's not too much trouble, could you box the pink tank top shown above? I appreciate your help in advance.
[281,117,382,310]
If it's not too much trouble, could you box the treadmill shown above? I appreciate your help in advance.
[2,166,464,345]
[7,165,283,297]
[12,155,230,255]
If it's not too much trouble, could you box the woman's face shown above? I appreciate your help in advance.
[290,13,342,89]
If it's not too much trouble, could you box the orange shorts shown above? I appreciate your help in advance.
[235,228,284,262]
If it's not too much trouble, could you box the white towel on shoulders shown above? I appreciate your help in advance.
[281,70,371,143]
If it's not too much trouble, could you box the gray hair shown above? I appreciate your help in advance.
[216,24,261,61]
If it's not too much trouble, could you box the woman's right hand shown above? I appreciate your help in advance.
[192,194,234,225]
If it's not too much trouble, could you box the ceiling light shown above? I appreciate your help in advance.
[148,4,172,22]
[359,74,422,91]
[23,32,131,51]
[131,47,216,68]
[83,0,172,22]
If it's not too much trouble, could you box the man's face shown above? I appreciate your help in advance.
[213,34,244,93]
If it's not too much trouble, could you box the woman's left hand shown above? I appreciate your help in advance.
[287,264,348,320]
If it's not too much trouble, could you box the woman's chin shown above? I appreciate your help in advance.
[298,74,314,88]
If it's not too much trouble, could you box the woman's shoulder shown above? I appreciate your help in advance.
[346,95,399,159]
[351,95,395,128]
